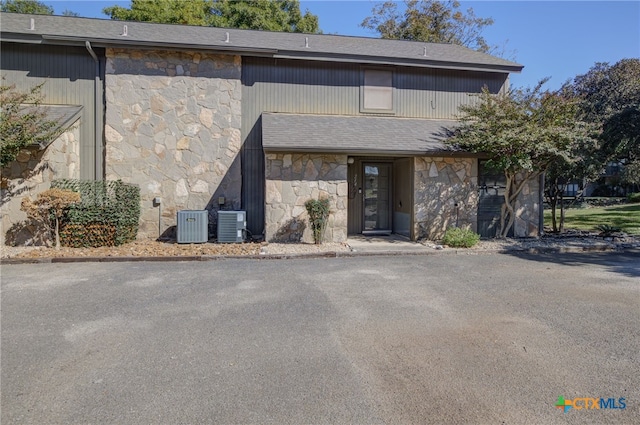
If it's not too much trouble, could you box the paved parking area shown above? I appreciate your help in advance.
[2,251,639,424]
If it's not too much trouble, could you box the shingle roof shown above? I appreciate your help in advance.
[262,113,459,155]
[1,13,523,73]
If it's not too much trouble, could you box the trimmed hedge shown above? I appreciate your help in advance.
[51,179,140,247]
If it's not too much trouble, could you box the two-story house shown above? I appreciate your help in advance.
[1,13,540,245]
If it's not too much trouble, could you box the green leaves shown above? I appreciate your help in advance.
[103,0,320,33]
[0,82,63,167]
[441,227,479,248]
[448,80,596,237]
[361,0,494,52]
[450,81,591,175]
[51,180,141,247]
[0,0,53,15]
[565,59,640,165]
[304,198,330,244]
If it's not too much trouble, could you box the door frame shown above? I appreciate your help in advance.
[347,156,414,239]
[362,161,393,235]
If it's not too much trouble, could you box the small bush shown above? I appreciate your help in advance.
[442,227,480,248]
[627,193,640,203]
[304,198,330,244]
[51,179,140,247]
[596,224,622,236]
[20,188,81,248]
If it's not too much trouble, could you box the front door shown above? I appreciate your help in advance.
[363,163,392,234]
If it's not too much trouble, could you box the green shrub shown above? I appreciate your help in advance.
[596,224,622,236]
[627,193,640,203]
[304,198,330,244]
[51,179,140,247]
[442,227,480,248]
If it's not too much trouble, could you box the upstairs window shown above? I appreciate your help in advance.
[361,69,394,113]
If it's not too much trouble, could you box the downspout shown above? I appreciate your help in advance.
[85,41,103,180]
[539,172,545,236]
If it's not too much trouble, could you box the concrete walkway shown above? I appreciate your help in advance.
[347,234,437,253]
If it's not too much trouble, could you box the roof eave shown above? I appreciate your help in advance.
[274,51,523,74]
[40,34,279,55]
[1,32,522,74]
[263,146,474,156]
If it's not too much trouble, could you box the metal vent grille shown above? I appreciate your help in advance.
[177,210,209,244]
[217,211,246,243]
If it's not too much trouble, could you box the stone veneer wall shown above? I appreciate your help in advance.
[265,153,348,243]
[413,156,478,240]
[1,123,80,246]
[105,48,242,239]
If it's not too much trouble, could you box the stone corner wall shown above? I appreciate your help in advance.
[514,176,541,237]
[413,156,478,240]
[1,123,80,246]
[265,153,348,243]
[104,48,242,239]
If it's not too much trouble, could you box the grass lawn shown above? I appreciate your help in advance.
[544,204,640,235]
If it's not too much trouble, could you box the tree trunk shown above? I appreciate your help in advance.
[498,174,512,238]
[559,192,565,233]
[499,171,540,238]
[550,194,558,232]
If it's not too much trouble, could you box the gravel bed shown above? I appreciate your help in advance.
[2,234,638,260]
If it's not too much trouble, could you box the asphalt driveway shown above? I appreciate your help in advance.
[2,251,639,424]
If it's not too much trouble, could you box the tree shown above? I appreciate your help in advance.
[621,160,640,191]
[361,0,494,52]
[567,59,640,164]
[21,188,81,249]
[0,0,53,14]
[0,82,64,167]
[447,80,595,237]
[62,9,79,17]
[543,137,600,233]
[103,0,320,33]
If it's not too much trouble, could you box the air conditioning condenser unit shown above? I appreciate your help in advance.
[217,210,246,243]
[177,210,208,244]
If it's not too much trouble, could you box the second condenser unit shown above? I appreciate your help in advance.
[217,210,246,243]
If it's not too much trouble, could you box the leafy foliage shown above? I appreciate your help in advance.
[596,224,622,236]
[304,198,330,244]
[103,0,320,33]
[361,0,494,52]
[0,0,53,14]
[622,161,640,188]
[441,227,479,248]
[51,179,141,247]
[448,80,595,237]
[566,59,640,164]
[21,188,81,249]
[627,192,640,204]
[0,82,64,167]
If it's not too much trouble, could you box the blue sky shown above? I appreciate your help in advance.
[39,1,640,90]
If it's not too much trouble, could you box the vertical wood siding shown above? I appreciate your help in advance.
[242,57,508,236]
[1,43,102,180]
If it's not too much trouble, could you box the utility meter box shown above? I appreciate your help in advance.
[217,210,246,243]
[176,210,209,244]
